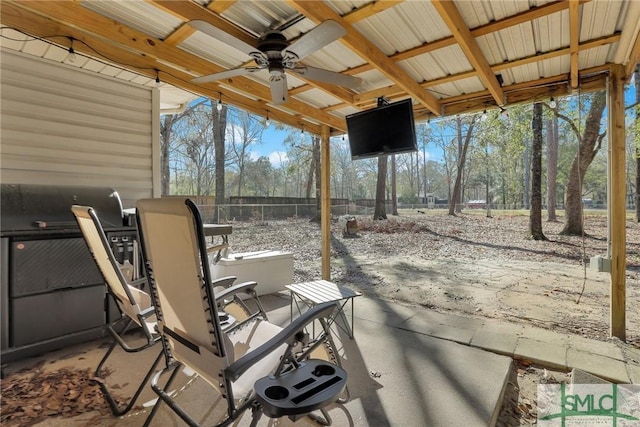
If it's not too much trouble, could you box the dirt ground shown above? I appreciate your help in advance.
[227,209,640,426]
[229,210,639,345]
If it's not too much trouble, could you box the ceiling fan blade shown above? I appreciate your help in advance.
[192,67,260,84]
[190,20,259,57]
[270,74,288,105]
[284,20,346,61]
[291,66,362,89]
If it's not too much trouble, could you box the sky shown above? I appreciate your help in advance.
[250,126,291,167]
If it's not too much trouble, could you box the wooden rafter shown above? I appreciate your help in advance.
[625,29,640,80]
[431,0,504,106]
[342,0,404,24]
[296,1,586,105]
[288,0,442,115]
[570,0,581,89]
[148,0,237,45]
[207,0,237,15]
[351,33,621,109]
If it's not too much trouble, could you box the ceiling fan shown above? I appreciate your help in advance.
[190,20,362,105]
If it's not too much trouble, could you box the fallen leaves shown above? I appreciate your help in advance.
[0,366,122,426]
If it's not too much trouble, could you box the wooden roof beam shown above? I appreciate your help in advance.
[416,67,609,119]
[625,25,640,79]
[342,1,404,24]
[570,0,580,89]
[288,0,441,115]
[432,0,504,106]
[207,0,237,15]
[353,33,620,108]
[151,0,237,45]
[290,1,591,100]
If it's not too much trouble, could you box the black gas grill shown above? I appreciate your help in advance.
[1,184,138,363]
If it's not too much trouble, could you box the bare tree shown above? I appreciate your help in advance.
[546,102,559,221]
[559,91,607,236]
[373,155,388,220]
[529,103,548,240]
[212,103,227,210]
[635,67,640,222]
[391,154,398,215]
[448,115,478,215]
[160,114,178,196]
[228,109,264,197]
[309,135,321,222]
[159,101,205,195]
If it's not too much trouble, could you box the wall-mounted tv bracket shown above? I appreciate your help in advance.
[377,97,389,107]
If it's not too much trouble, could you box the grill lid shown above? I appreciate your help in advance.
[1,184,124,234]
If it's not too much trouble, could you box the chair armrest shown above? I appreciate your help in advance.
[225,302,336,381]
[215,281,258,302]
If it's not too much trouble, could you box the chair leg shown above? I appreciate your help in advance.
[249,401,263,427]
[143,363,192,427]
[97,348,163,416]
[93,315,162,416]
[307,407,333,426]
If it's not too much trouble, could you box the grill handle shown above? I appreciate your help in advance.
[33,220,78,229]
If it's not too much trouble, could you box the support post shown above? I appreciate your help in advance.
[608,64,626,340]
[320,125,331,280]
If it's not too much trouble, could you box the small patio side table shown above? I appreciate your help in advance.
[286,280,362,339]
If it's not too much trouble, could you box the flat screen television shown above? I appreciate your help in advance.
[346,98,418,160]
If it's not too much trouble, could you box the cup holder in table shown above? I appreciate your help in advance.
[254,359,347,419]
[264,385,289,400]
[312,364,335,377]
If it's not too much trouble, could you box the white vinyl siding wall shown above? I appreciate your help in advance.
[0,49,159,208]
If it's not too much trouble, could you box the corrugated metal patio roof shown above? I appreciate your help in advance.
[1,0,639,134]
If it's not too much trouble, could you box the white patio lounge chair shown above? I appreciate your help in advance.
[136,197,347,426]
[71,205,162,416]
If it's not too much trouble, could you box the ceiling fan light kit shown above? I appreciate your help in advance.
[190,19,361,105]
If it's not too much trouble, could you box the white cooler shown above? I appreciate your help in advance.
[210,250,293,296]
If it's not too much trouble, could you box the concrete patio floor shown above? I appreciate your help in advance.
[4,292,638,426]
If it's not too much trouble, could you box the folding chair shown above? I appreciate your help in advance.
[72,205,162,416]
[136,197,347,427]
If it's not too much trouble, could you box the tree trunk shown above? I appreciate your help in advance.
[159,115,174,196]
[391,154,398,215]
[456,117,463,211]
[546,104,558,221]
[635,67,640,222]
[373,155,388,220]
[422,143,428,203]
[523,139,530,209]
[561,92,607,235]
[448,117,476,215]
[305,137,317,199]
[310,135,322,222]
[213,104,227,220]
[529,103,547,240]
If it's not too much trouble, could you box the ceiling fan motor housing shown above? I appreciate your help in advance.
[258,32,289,55]
[258,32,292,74]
